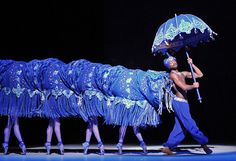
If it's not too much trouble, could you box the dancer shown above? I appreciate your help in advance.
[0,60,33,155]
[27,58,78,155]
[62,60,106,155]
[82,117,105,155]
[38,59,69,155]
[64,59,173,155]
[116,126,147,155]
[2,116,26,155]
[161,56,212,155]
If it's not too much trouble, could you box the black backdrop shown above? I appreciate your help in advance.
[0,0,236,147]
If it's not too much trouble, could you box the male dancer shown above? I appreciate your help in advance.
[161,56,212,155]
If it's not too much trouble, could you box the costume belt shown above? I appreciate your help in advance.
[174,97,188,103]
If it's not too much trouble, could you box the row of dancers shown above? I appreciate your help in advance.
[2,116,148,155]
[0,57,212,155]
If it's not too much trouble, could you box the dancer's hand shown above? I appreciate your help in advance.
[187,58,193,65]
[193,82,199,88]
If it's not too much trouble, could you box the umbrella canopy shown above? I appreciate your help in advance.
[152,14,217,55]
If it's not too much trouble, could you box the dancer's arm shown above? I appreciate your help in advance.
[182,58,203,78]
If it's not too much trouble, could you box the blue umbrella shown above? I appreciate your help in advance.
[152,14,217,103]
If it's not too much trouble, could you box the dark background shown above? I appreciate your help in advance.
[0,0,236,147]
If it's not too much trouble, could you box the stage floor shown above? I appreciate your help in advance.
[0,144,236,161]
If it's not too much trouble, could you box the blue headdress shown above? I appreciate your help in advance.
[163,55,176,69]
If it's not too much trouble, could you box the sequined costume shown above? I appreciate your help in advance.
[26,58,81,118]
[0,58,173,126]
[64,59,173,126]
[0,60,40,117]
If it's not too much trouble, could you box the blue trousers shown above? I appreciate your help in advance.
[163,98,208,148]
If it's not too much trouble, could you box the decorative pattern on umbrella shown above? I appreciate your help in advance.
[152,14,217,54]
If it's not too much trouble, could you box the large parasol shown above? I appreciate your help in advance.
[152,14,217,103]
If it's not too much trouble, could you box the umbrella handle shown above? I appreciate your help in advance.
[185,51,202,103]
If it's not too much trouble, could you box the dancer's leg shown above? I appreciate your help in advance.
[2,116,13,155]
[133,126,144,142]
[116,126,127,154]
[91,117,104,155]
[54,118,62,143]
[118,126,127,143]
[46,119,54,142]
[85,121,93,142]
[45,119,54,155]
[13,117,24,142]
[133,126,147,154]
[82,119,93,155]
[4,116,14,143]
[54,118,64,155]
[13,117,26,155]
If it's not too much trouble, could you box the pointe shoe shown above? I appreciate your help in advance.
[19,141,26,155]
[2,142,9,155]
[116,142,123,155]
[58,142,64,155]
[82,142,89,155]
[44,142,51,155]
[140,141,148,155]
[161,147,174,155]
[97,142,104,155]
[201,144,213,154]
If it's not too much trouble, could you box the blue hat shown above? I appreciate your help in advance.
[163,56,176,69]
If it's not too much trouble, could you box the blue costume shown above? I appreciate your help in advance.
[0,58,174,127]
[26,58,80,118]
[0,60,40,117]
[64,59,173,126]
[163,97,208,148]
[162,56,209,151]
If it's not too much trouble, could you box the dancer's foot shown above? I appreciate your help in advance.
[82,142,89,155]
[2,142,9,155]
[161,147,174,155]
[140,141,148,155]
[58,142,64,155]
[44,142,51,155]
[116,142,123,155]
[202,144,213,154]
[98,141,104,155]
[19,141,26,155]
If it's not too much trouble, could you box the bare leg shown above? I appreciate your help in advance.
[13,117,24,142]
[4,116,14,143]
[54,118,62,143]
[91,118,101,143]
[46,119,54,143]
[2,116,13,155]
[54,118,64,155]
[117,126,127,155]
[13,117,27,155]
[82,120,93,155]
[45,119,54,155]
[133,126,147,154]
[85,121,93,142]
[133,126,143,142]
[3,116,26,155]
[118,126,127,143]
[91,117,104,155]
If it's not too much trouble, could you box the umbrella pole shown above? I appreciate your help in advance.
[185,51,202,103]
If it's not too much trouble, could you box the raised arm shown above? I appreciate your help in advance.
[182,58,203,79]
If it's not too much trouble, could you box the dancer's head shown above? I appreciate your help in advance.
[163,56,177,69]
